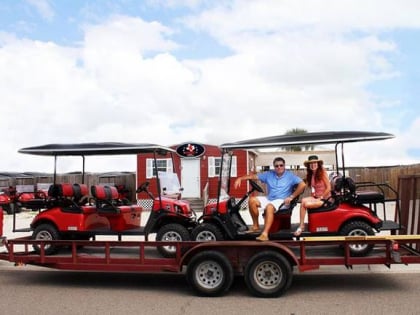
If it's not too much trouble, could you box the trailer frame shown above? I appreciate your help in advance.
[1,235,420,297]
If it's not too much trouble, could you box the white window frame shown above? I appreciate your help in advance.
[208,156,237,178]
[146,158,173,179]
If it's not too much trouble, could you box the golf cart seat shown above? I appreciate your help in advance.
[70,183,96,213]
[91,185,143,230]
[47,183,90,213]
[353,189,385,204]
[350,180,385,205]
[72,183,88,202]
[266,185,302,231]
[91,184,142,213]
[330,174,385,205]
[48,183,74,198]
[91,185,121,213]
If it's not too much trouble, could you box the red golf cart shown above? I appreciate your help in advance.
[191,131,402,256]
[0,176,14,214]
[13,174,52,212]
[0,173,53,214]
[14,142,197,257]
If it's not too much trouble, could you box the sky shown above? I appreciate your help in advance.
[1,0,420,173]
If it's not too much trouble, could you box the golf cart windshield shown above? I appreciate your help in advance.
[219,152,232,198]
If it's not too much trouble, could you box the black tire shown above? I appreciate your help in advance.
[339,221,375,257]
[244,251,293,298]
[32,223,60,255]
[156,223,190,258]
[191,223,224,241]
[187,250,234,297]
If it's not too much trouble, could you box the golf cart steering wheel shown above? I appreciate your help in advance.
[249,180,264,193]
[136,181,150,193]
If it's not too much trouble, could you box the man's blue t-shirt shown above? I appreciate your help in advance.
[257,170,302,201]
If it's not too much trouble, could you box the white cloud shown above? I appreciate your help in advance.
[1,2,420,172]
[26,0,55,21]
[183,0,420,38]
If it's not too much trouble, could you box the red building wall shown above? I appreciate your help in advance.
[231,148,257,198]
[136,144,254,200]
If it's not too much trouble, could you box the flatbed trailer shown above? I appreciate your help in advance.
[1,235,420,297]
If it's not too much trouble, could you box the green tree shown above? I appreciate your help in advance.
[284,128,314,151]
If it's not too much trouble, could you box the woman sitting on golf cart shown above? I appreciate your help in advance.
[294,155,331,236]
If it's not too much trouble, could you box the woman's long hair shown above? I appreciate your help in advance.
[306,161,325,184]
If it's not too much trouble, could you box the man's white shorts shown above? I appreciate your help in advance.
[256,196,285,210]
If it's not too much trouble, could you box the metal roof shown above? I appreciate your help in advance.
[18,142,176,156]
[220,131,394,149]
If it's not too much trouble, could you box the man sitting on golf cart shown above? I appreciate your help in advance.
[234,157,306,241]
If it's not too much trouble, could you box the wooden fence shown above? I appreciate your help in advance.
[348,164,420,197]
[397,174,420,246]
[1,164,419,201]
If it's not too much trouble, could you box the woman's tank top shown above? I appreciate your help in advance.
[311,173,331,198]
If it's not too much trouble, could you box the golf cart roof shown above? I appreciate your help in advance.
[18,142,175,156]
[220,131,394,150]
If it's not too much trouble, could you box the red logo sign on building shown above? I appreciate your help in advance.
[176,143,205,158]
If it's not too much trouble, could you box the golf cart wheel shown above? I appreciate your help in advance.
[339,221,375,257]
[244,251,293,298]
[192,223,224,241]
[32,223,60,255]
[187,250,233,297]
[156,223,190,258]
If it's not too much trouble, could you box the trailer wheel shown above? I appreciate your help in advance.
[187,250,233,297]
[156,223,190,258]
[339,221,374,257]
[32,223,60,255]
[244,251,292,298]
[192,223,224,241]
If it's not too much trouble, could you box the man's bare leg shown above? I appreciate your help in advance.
[261,204,274,236]
[248,196,261,230]
[256,204,274,241]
